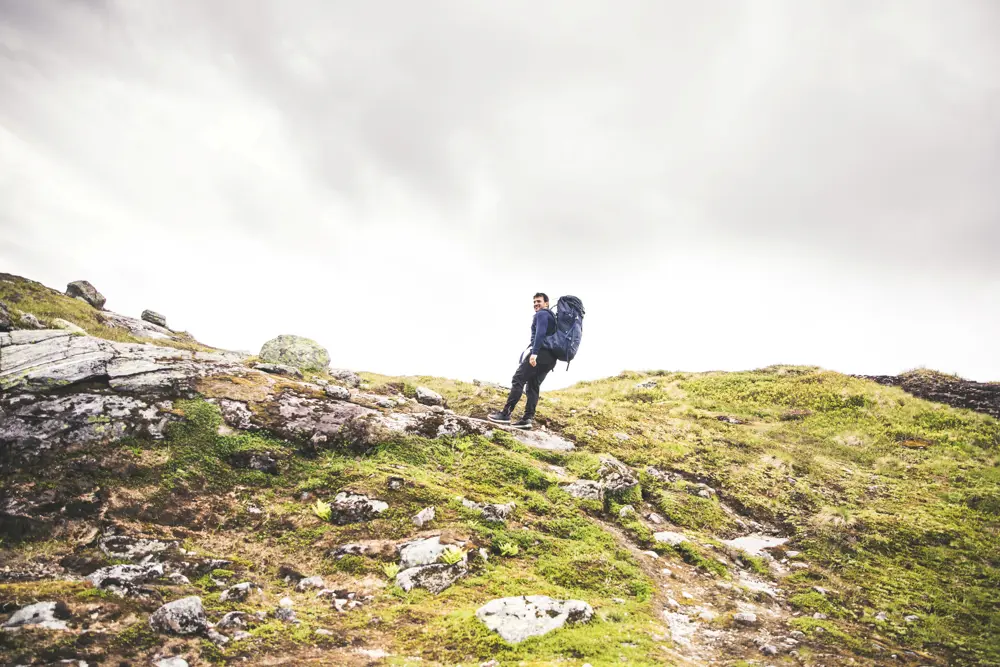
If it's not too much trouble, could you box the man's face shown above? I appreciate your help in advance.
[533,296,547,312]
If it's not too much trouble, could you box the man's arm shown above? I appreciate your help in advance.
[530,310,551,355]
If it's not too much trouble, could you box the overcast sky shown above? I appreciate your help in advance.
[1,0,998,388]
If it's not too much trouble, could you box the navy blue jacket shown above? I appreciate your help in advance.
[529,309,557,355]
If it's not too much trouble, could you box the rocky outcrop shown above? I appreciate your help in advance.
[0,301,11,332]
[142,310,168,328]
[396,562,467,594]
[259,335,330,371]
[856,372,1000,420]
[86,562,165,596]
[475,596,594,643]
[253,362,303,379]
[66,280,106,309]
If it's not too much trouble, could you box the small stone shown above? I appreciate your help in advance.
[217,611,249,631]
[274,607,296,623]
[666,598,680,611]
[19,312,43,329]
[412,506,436,527]
[232,630,252,641]
[733,612,758,625]
[480,661,501,667]
[697,489,713,499]
[324,384,351,400]
[905,614,920,623]
[155,659,189,667]
[653,531,688,546]
[387,476,405,490]
[785,550,801,558]
[207,628,229,645]
[168,573,190,585]
[662,568,675,578]
[613,432,631,441]
[875,611,888,621]
[296,576,326,592]
[790,562,809,570]
[698,609,718,621]
[761,644,779,656]
[279,596,294,608]
[640,550,659,559]
[219,582,258,603]
[617,505,636,517]
[790,630,806,639]
[813,612,828,620]
[315,628,334,636]
[142,310,168,328]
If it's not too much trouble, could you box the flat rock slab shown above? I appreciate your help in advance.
[722,534,788,557]
[396,562,467,594]
[476,596,594,644]
[398,536,448,569]
[2,601,71,630]
[653,531,690,546]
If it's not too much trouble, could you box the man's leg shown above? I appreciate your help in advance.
[522,351,557,421]
[502,358,533,415]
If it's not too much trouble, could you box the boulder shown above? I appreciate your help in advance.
[149,596,208,635]
[396,562,467,594]
[0,301,11,331]
[259,335,330,371]
[415,386,444,406]
[142,310,168,328]
[598,455,639,501]
[217,611,249,631]
[253,362,303,379]
[475,596,594,644]
[328,492,388,525]
[66,280,106,309]
[2,601,71,630]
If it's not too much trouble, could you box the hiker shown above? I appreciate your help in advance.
[488,292,559,430]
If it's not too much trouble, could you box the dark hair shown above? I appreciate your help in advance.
[533,292,549,304]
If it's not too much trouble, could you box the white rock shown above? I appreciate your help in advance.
[2,601,70,630]
[476,596,594,644]
[653,531,689,546]
[412,506,436,527]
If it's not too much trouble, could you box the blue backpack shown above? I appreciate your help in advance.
[543,296,585,368]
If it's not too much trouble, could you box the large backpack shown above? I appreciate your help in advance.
[543,296,585,368]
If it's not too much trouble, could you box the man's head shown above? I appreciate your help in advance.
[533,293,549,312]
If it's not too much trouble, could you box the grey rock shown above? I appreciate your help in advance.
[634,378,658,389]
[329,368,361,387]
[66,280,106,309]
[330,543,370,559]
[506,427,575,451]
[733,612,758,625]
[149,596,208,635]
[19,312,43,329]
[329,492,388,524]
[232,630,252,641]
[761,644,779,656]
[274,607,297,623]
[905,614,920,623]
[207,628,229,645]
[167,573,190,585]
[141,310,168,328]
[663,611,697,646]
[99,534,178,563]
[415,386,444,406]
[259,334,330,371]
[644,466,680,484]
[2,601,71,630]
[561,480,604,501]
[598,455,639,498]
[296,576,326,592]
[396,562,468,594]
[50,318,86,335]
[229,450,279,475]
[790,630,806,639]
[86,562,164,595]
[399,536,449,569]
[647,512,664,524]
[613,432,631,441]
[155,659,189,667]
[875,611,888,621]
[717,415,744,424]
[387,476,405,490]
[324,384,351,400]
[475,596,594,644]
[253,362,303,379]
[412,506,436,527]
[461,498,515,523]
[0,301,11,331]
[618,505,636,517]
[216,611,249,631]
[219,582,258,603]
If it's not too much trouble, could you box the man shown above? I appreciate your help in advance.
[488,292,558,430]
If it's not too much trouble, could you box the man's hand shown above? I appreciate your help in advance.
[529,354,538,367]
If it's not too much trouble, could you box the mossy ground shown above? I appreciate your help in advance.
[2,364,998,665]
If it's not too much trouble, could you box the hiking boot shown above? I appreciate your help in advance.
[511,417,533,430]
[487,411,511,424]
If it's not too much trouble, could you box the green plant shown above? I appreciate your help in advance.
[312,498,332,522]
[382,562,401,579]
[498,542,520,557]
[439,546,466,565]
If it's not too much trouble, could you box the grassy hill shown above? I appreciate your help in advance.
[1,274,997,666]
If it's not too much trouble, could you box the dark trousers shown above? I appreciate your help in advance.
[503,349,558,420]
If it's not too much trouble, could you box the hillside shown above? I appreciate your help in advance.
[1,273,998,667]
